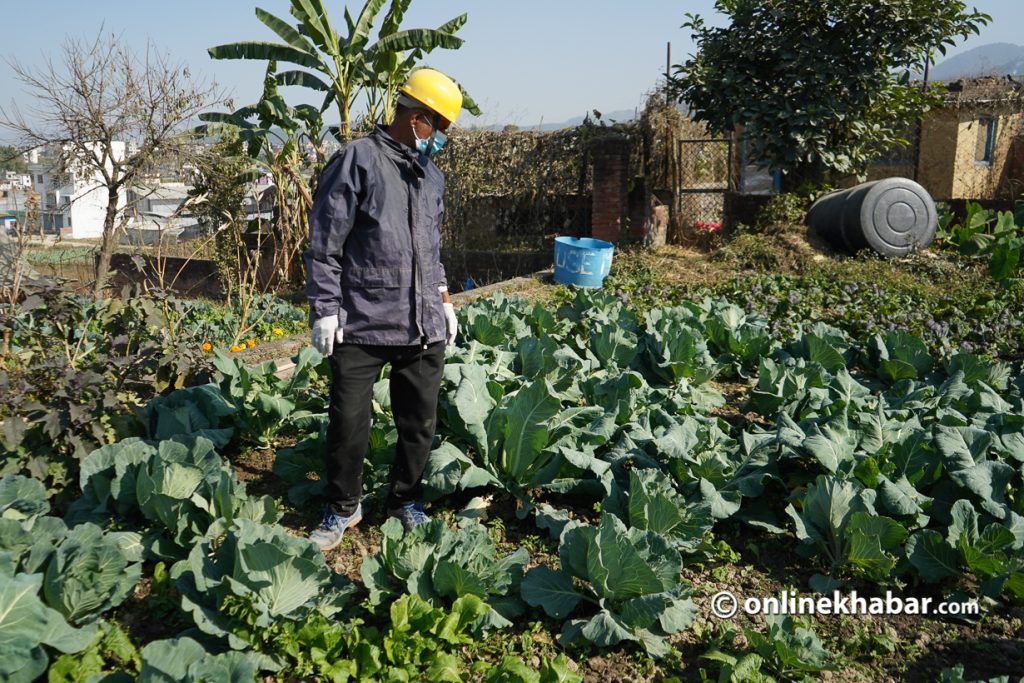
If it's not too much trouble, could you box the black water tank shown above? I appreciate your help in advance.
[806,178,937,257]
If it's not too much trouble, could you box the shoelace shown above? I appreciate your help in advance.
[318,512,342,531]
[404,504,427,523]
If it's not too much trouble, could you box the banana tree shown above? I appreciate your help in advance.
[196,61,322,288]
[209,0,477,139]
[360,3,479,128]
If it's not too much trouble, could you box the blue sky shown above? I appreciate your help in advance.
[2,1,1022,132]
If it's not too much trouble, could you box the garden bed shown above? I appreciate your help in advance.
[2,222,1024,682]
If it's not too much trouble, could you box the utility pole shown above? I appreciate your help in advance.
[666,42,672,97]
[914,57,931,183]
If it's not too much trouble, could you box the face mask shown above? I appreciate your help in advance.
[413,116,447,157]
[422,131,447,157]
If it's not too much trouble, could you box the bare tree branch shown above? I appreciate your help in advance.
[0,31,222,295]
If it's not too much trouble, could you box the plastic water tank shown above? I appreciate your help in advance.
[806,178,937,257]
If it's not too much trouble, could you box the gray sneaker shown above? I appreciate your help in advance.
[389,502,429,531]
[309,504,362,551]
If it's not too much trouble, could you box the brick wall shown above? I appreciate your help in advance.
[590,134,631,243]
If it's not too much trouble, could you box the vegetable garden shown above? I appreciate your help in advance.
[3,211,1024,682]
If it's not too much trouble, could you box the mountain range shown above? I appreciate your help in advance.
[930,42,1024,81]
[465,108,640,132]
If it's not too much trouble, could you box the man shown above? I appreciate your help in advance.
[304,68,462,551]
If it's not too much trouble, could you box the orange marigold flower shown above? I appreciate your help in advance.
[201,342,212,352]
[246,339,256,348]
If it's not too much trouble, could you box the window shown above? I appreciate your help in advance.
[975,117,997,164]
[36,174,43,183]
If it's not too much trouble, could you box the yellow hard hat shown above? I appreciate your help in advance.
[399,68,463,125]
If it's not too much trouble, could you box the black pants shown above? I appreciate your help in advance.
[325,341,445,516]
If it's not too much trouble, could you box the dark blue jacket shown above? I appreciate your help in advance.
[304,125,448,346]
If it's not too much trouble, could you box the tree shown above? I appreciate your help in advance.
[672,0,990,189]
[198,61,324,289]
[1,32,218,295]
[187,131,250,305]
[185,128,286,347]
[0,189,39,358]
[208,0,479,139]
[0,145,27,173]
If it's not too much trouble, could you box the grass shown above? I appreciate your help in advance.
[26,245,96,265]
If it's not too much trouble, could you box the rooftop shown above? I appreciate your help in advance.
[942,76,1024,106]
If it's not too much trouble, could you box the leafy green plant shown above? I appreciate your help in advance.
[212,346,325,447]
[361,518,529,629]
[141,383,237,448]
[641,306,721,386]
[938,663,1013,683]
[937,201,999,252]
[704,614,837,681]
[867,330,934,383]
[0,473,50,521]
[137,636,274,683]
[435,368,614,503]
[907,499,1024,598]
[42,522,143,625]
[483,654,583,683]
[935,203,1024,283]
[0,564,97,683]
[786,474,909,588]
[245,593,488,682]
[608,468,713,554]
[638,413,775,521]
[67,436,280,559]
[47,621,141,683]
[701,300,776,376]
[174,519,356,650]
[521,513,696,657]
[745,357,834,420]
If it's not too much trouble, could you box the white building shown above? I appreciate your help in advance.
[1,171,32,189]
[27,143,127,239]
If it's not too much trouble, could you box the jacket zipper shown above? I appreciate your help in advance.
[409,173,427,349]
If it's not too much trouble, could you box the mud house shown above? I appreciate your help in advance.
[868,76,1024,200]
[728,77,1024,204]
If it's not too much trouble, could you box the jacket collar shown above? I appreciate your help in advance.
[372,124,426,176]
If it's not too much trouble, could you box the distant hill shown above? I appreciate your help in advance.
[531,109,638,131]
[930,42,1024,81]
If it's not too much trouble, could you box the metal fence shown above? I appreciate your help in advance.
[674,138,733,233]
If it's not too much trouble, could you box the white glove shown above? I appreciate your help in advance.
[312,315,343,356]
[443,302,457,345]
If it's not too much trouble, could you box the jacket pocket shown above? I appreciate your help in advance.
[341,266,414,288]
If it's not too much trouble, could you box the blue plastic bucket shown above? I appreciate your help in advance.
[553,236,614,288]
